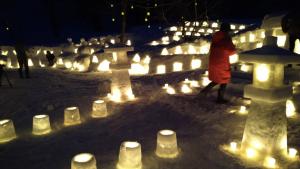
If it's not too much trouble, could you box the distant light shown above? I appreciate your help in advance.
[110,4,114,8]
[145,18,148,22]
[148,25,151,29]
[131,5,134,9]
[6,27,9,31]
[147,12,150,16]
[112,18,115,22]
[121,11,125,16]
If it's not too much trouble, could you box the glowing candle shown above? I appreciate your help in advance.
[174,46,183,54]
[181,84,192,94]
[117,141,142,169]
[166,86,176,95]
[263,156,276,168]
[288,148,298,158]
[230,142,238,152]
[92,55,99,63]
[239,106,248,115]
[0,119,16,143]
[156,65,166,74]
[32,115,51,135]
[161,48,169,55]
[97,60,110,72]
[64,107,81,126]
[246,148,256,158]
[156,130,179,158]
[173,62,183,72]
[286,99,296,117]
[191,59,201,69]
[71,153,97,169]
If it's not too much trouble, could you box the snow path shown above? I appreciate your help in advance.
[0,69,299,169]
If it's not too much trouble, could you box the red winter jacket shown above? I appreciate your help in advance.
[208,31,236,84]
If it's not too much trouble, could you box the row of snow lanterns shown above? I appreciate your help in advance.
[0,99,109,143]
[71,129,179,169]
[155,58,202,75]
[160,45,210,56]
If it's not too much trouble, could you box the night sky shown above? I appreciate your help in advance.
[0,0,297,45]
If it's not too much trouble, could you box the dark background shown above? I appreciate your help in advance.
[0,0,297,45]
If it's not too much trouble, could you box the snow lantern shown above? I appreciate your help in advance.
[173,62,183,72]
[156,65,166,74]
[239,36,300,162]
[104,45,135,102]
[161,48,169,55]
[91,100,108,118]
[32,115,51,135]
[71,153,97,169]
[156,130,179,158]
[64,107,81,126]
[117,141,142,169]
[191,59,201,69]
[0,119,16,143]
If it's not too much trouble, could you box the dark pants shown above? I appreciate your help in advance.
[17,56,29,78]
[201,81,227,100]
[289,34,300,52]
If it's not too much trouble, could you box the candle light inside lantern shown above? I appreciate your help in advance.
[173,62,183,72]
[191,59,201,69]
[286,99,296,118]
[156,130,179,158]
[117,141,142,169]
[263,156,276,168]
[239,106,248,115]
[0,119,16,143]
[91,100,108,118]
[64,107,81,126]
[246,148,257,159]
[166,86,176,95]
[32,115,51,135]
[161,48,169,55]
[230,142,238,152]
[288,148,298,158]
[181,84,192,94]
[156,65,166,74]
[71,153,97,169]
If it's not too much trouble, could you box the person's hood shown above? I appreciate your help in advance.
[212,31,228,44]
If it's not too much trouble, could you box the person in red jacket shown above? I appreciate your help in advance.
[197,23,236,104]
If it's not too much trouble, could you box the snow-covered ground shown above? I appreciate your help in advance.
[0,68,300,169]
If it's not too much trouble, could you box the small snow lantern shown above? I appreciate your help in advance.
[117,141,142,169]
[71,153,97,169]
[156,65,166,74]
[91,100,108,118]
[64,107,81,126]
[32,115,51,135]
[156,130,179,158]
[0,119,16,143]
[173,62,183,72]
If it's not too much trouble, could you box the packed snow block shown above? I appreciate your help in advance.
[261,12,286,29]
[244,85,292,103]
[241,100,287,158]
[0,119,17,143]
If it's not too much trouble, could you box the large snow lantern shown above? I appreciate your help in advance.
[32,115,51,135]
[71,153,97,169]
[105,46,135,102]
[239,36,300,161]
[156,130,179,158]
[64,107,81,126]
[117,141,142,169]
[0,119,16,143]
[91,100,108,118]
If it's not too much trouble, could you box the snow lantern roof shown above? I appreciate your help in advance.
[239,36,300,64]
[104,44,134,53]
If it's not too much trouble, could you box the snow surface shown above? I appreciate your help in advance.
[0,68,300,169]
